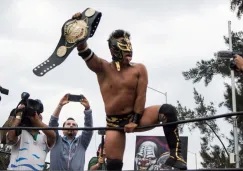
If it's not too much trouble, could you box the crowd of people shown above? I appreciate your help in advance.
[2,93,107,171]
[4,93,96,171]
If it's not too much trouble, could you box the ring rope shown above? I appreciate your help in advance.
[0,111,242,131]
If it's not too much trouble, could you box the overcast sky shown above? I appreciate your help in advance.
[1,0,243,170]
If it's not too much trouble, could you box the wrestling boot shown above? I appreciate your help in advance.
[164,126,187,170]
[159,104,187,170]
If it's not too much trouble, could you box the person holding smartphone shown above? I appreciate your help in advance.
[49,94,93,171]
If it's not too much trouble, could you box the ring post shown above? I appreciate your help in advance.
[228,20,239,168]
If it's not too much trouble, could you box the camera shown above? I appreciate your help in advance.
[214,50,243,71]
[16,92,44,127]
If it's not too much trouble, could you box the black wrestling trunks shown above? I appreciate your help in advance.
[106,113,134,127]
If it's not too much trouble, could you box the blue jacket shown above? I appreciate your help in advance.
[49,109,93,171]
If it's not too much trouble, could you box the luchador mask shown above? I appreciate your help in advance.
[110,36,133,62]
[109,35,132,71]
[135,141,158,171]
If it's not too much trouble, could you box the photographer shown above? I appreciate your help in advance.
[88,143,106,170]
[6,100,56,170]
[234,54,243,71]
[49,94,93,171]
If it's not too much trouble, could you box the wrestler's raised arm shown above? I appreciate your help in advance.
[72,12,106,73]
[77,42,106,73]
[133,63,148,115]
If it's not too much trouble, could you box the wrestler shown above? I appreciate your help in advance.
[73,13,187,170]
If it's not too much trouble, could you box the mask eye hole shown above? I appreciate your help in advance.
[118,44,128,50]
[120,39,127,44]
[117,42,132,52]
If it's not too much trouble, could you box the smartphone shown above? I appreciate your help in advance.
[68,94,83,102]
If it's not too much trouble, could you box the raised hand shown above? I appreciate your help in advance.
[80,95,90,110]
[59,94,69,106]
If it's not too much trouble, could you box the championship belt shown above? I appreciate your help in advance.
[33,8,102,77]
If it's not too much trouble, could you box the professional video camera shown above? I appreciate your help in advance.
[214,50,243,71]
[0,86,9,101]
[15,92,44,127]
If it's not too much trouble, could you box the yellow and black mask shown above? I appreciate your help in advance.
[110,36,132,60]
[109,36,132,71]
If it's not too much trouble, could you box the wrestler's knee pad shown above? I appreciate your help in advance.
[106,158,123,171]
[158,104,178,123]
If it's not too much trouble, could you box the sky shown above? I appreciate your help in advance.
[0,0,243,170]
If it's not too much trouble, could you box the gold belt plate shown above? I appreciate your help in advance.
[64,20,88,44]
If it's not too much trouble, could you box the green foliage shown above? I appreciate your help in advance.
[182,31,243,86]
[231,0,243,19]
[178,31,243,168]
[176,88,232,168]
[200,137,234,168]
[177,88,219,141]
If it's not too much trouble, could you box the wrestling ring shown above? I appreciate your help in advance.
[0,111,242,171]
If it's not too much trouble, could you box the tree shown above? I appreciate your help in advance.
[177,88,232,168]
[199,137,234,168]
[178,31,243,167]
[231,0,243,19]
[177,88,219,140]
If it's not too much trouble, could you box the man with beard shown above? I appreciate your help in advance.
[49,94,93,171]
[72,11,187,171]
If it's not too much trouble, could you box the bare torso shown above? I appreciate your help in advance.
[97,62,139,115]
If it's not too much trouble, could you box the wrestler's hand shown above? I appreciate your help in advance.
[72,13,87,51]
[77,41,88,51]
[72,12,82,19]
[124,122,138,133]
